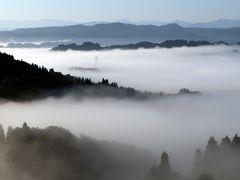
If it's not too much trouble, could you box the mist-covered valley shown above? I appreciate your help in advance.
[1,45,240,93]
[0,45,240,179]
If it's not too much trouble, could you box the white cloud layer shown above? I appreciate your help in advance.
[0,46,240,172]
[1,46,240,93]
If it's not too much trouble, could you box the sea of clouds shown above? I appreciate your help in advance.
[0,45,240,172]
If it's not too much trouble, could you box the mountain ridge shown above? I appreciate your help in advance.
[51,40,232,51]
[1,19,240,30]
[0,23,240,43]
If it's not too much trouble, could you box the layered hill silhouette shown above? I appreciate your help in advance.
[0,51,200,100]
[0,23,240,43]
[1,18,240,30]
[52,40,229,51]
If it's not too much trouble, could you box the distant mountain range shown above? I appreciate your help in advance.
[184,19,240,28]
[1,19,240,30]
[0,23,240,44]
[113,19,240,28]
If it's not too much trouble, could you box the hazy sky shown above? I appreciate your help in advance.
[1,0,240,22]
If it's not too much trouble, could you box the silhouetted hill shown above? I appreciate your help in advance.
[0,52,89,99]
[0,23,240,43]
[52,40,228,51]
[0,51,200,100]
[53,42,103,51]
[0,51,149,100]
[0,52,146,100]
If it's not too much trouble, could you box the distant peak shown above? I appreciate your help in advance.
[161,23,183,29]
[94,22,129,26]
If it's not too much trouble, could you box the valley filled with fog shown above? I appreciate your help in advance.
[0,45,240,173]
[1,46,240,93]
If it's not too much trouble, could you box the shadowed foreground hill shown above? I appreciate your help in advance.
[0,124,154,180]
[2,124,240,180]
[0,52,150,100]
[0,51,200,101]
[0,51,92,100]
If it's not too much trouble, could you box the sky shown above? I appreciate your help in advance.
[0,0,240,22]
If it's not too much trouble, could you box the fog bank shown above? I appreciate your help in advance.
[1,45,240,93]
[0,46,240,173]
[0,93,240,172]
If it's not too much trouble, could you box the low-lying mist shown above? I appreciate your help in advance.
[1,94,240,173]
[1,45,240,93]
[0,45,240,174]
